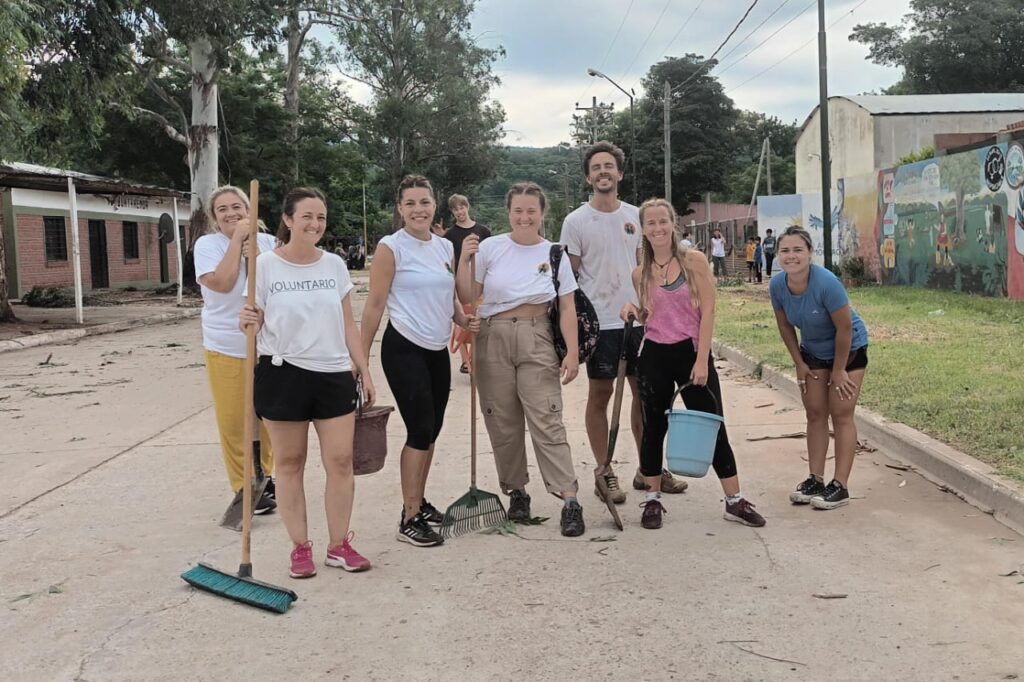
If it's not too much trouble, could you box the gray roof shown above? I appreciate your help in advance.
[0,161,188,197]
[844,94,1024,115]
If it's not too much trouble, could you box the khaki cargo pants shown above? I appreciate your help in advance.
[475,316,578,496]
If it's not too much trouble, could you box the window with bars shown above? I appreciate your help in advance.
[44,217,68,262]
[122,221,139,260]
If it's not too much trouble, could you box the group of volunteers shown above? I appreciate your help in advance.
[194,140,869,579]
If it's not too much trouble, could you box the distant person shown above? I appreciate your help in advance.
[360,175,478,547]
[769,226,869,511]
[710,229,727,277]
[445,194,492,374]
[754,236,763,284]
[239,187,376,578]
[745,236,756,282]
[762,228,777,276]
[194,185,277,518]
[680,228,694,249]
[561,140,688,506]
[621,199,765,529]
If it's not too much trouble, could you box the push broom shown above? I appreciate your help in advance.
[181,180,297,613]
[441,256,506,538]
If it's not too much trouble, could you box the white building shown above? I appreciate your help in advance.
[796,94,1024,193]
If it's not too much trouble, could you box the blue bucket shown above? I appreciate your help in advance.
[664,383,724,478]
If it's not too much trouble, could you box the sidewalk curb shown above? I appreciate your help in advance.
[713,339,1024,536]
[0,309,201,355]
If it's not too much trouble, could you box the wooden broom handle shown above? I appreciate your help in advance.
[241,180,259,566]
[469,255,477,488]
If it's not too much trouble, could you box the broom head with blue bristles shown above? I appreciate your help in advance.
[181,562,297,614]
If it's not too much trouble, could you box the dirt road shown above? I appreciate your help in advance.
[1,283,1021,681]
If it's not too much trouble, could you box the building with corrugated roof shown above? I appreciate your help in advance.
[795,94,1024,193]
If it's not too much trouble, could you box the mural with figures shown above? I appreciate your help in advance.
[759,141,1024,300]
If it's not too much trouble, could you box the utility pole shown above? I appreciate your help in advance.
[362,182,368,252]
[746,139,767,226]
[664,80,672,204]
[817,0,833,268]
[574,97,613,144]
[766,137,773,196]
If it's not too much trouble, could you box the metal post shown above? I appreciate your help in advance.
[818,0,833,268]
[747,139,767,224]
[362,182,368,252]
[591,96,598,143]
[172,197,183,305]
[67,177,83,324]
[629,94,636,205]
[766,137,773,195]
[664,80,671,204]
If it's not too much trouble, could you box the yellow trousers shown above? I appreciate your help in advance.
[204,350,274,492]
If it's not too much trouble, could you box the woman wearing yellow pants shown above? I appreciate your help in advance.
[194,185,277,514]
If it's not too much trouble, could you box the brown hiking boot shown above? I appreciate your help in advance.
[633,468,689,494]
[594,468,626,505]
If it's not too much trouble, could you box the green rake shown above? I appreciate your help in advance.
[441,258,506,538]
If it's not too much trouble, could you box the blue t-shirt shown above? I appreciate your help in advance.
[769,264,869,360]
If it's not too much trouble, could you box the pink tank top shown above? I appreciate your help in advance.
[644,275,701,344]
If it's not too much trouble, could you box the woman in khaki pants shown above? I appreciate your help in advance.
[455,182,585,537]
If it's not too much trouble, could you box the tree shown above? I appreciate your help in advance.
[333,0,505,226]
[850,0,1024,94]
[620,55,739,215]
[717,111,799,204]
[939,151,981,243]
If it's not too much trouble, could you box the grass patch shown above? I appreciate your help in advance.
[714,283,1024,482]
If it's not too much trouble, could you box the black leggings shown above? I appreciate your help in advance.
[381,323,451,450]
[637,338,738,480]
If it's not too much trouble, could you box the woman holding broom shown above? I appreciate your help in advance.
[361,174,479,548]
[770,226,869,510]
[456,182,586,537]
[620,199,765,530]
[194,186,277,516]
[239,187,375,579]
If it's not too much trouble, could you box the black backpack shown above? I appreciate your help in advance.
[548,245,601,363]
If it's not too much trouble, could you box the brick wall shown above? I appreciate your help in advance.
[15,214,181,295]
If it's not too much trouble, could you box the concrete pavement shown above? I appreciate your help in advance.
[1,289,1022,680]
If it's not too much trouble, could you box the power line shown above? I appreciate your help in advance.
[725,0,872,94]
[716,0,795,64]
[646,0,707,83]
[715,0,816,78]
[614,0,676,87]
[575,0,636,104]
[669,0,763,96]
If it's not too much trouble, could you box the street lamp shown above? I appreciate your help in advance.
[586,68,637,206]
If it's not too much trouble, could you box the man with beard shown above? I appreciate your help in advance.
[560,141,688,504]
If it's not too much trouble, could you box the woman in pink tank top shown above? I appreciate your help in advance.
[620,199,766,530]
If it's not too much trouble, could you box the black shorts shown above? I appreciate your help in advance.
[254,356,358,421]
[586,326,644,380]
[800,346,869,372]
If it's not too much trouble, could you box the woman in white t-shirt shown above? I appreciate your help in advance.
[239,187,376,579]
[456,182,585,538]
[710,229,728,277]
[194,186,277,515]
[361,175,478,548]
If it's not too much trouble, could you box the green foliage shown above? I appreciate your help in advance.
[897,146,935,166]
[22,286,74,308]
[850,0,1024,94]
[837,255,868,283]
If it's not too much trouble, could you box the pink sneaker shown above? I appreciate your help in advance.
[289,541,317,579]
[325,531,371,572]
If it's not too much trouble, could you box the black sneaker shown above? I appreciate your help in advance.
[420,499,444,525]
[560,500,585,537]
[253,490,277,515]
[789,475,826,504]
[507,489,531,522]
[397,513,444,547]
[810,479,850,510]
[264,477,276,499]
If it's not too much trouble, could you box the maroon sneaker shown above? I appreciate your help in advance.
[724,498,766,527]
[640,498,666,529]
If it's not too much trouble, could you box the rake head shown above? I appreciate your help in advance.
[440,486,506,539]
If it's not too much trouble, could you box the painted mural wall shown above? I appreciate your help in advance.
[759,141,1024,300]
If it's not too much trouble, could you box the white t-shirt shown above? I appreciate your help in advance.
[378,230,455,351]
[194,231,278,358]
[255,250,354,373]
[560,202,642,329]
[711,237,726,258]
[475,235,577,318]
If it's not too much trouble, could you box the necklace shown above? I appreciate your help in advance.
[653,257,674,285]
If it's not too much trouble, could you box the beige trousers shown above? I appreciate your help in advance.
[475,316,578,496]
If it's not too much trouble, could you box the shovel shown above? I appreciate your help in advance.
[594,314,635,531]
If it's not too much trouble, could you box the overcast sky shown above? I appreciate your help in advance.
[332,0,913,147]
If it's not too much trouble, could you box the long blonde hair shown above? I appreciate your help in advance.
[638,198,702,314]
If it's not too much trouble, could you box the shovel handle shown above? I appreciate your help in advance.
[241,180,259,567]
[469,256,477,488]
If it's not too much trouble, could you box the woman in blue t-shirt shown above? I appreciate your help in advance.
[769,227,869,510]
